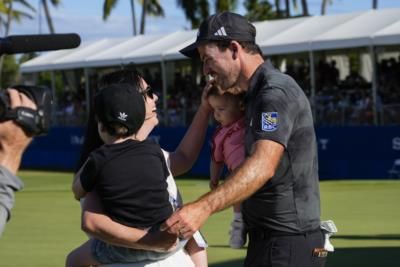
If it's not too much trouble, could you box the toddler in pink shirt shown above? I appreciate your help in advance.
[207,85,247,249]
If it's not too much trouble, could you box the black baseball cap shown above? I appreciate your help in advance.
[180,12,256,58]
[94,83,145,135]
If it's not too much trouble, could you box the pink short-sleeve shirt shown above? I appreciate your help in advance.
[211,117,246,172]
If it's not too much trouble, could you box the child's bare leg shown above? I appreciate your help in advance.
[185,237,208,267]
[66,239,100,267]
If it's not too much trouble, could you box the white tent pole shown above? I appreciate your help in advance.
[309,51,317,121]
[369,46,378,125]
[160,59,168,125]
[84,68,91,121]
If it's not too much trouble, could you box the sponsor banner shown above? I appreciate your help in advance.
[21,126,400,179]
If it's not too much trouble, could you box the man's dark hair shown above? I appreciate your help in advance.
[212,40,263,57]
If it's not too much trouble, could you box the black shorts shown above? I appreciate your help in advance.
[244,228,327,267]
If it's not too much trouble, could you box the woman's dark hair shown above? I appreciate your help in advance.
[75,67,144,171]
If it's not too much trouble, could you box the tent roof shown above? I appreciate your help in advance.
[259,12,361,55]
[311,8,400,50]
[20,8,400,73]
[122,31,196,64]
[373,19,400,46]
[85,34,163,67]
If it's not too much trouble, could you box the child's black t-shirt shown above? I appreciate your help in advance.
[80,139,172,228]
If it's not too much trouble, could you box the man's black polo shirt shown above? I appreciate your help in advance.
[242,61,321,233]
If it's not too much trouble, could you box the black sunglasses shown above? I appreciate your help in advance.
[141,86,154,100]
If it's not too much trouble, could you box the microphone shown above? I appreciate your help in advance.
[0,33,81,55]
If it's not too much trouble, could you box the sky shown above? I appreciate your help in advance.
[7,0,400,43]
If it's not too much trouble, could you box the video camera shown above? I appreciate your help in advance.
[0,85,52,136]
[0,33,81,136]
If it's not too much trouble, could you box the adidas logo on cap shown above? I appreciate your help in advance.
[214,26,227,37]
[118,112,128,121]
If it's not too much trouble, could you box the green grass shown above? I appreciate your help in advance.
[0,171,399,267]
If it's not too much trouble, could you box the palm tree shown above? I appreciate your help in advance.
[0,0,35,35]
[40,0,61,34]
[215,0,237,13]
[284,0,290,17]
[103,0,137,35]
[177,0,238,29]
[0,0,35,86]
[103,0,164,36]
[300,0,309,16]
[244,0,276,22]
[283,0,309,18]
[139,0,164,35]
[176,0,209,29]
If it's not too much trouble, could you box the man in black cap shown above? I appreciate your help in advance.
[163,12,327,267]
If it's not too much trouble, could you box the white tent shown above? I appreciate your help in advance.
[259,12,360,55]
[311,9,400,51]
[122,31,196,64]
[85,34,163,67]
[20,8,400,73]
[373,19,400,46]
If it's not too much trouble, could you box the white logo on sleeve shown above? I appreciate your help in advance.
[261,112,278,131]
[118,112,128,121]
[214,27,227,36]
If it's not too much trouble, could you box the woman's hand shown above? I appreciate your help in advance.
[199,81,213,114]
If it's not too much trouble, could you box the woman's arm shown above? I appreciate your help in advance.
[72,159,89,200]
[81,191,178,252]
[169,84,212,176]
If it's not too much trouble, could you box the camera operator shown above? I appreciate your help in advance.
[0,88,36,236]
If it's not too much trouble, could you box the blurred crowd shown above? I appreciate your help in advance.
[52,57,400,127]
[286,57,400,126]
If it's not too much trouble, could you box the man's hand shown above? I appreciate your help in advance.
[161,200,212,239]
[0,89,36,174]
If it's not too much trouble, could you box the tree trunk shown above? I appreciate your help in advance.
[140,0,147,34]
[372,0,378,9]
[301,0,309,16]
[42,0,55,33]
[275,0,282,18]
[321,0,328,15]
[130,0,137,36]
[285,0,290,17]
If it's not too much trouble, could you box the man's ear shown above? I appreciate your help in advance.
[230,41,240,59]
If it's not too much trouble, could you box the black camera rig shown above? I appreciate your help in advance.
[0,85,53,136]
[0,33,80,136]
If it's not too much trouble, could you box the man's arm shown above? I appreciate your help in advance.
[162,139,284,238]
[81,191,178,252]
[169,84,212,176]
